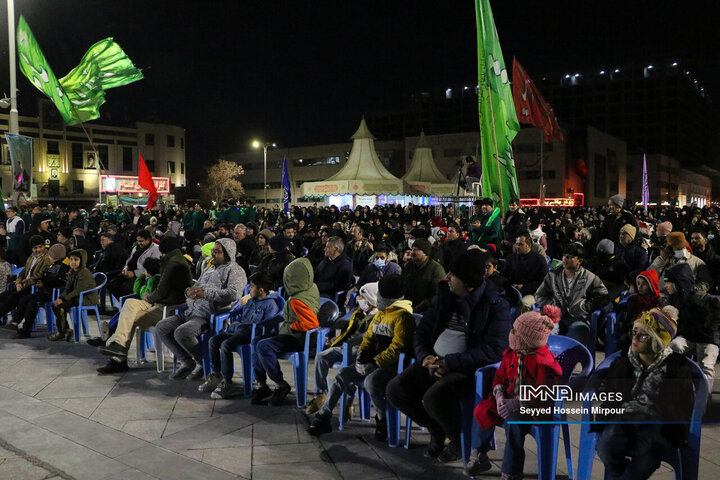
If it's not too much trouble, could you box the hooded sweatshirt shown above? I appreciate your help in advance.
[60,249,98,305]
[185,237,246,318]
[667,262,720,344]
[278,258,320,343]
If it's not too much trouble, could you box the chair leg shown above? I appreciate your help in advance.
[152,328,164,373]
[293,356,308,408]
[136,327,146,362]
[386,403,402,447]
[239,345,253,396]
[404,416,412,449]
[534,425,560,480]
[562,423,574,479]
[338,393,347,431]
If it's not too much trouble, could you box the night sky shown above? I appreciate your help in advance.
[1,0,718,183]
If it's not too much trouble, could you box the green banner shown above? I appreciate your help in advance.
[17,16,142,125]
[475,0,520,213]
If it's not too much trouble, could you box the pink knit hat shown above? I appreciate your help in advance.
[509,305,561,352]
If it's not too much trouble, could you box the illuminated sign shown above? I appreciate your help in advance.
[521,193,584,208]
[100,175,170,194]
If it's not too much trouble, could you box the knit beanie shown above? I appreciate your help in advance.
[358,282,379,308]
[666,231,689,250]
[620,224,636,241]
[596,239,615,255]
[609,194,624,208]
[30,235,44,248]
[378,273,404,300]
[202,233,216,244]
[159,235,180,254]
[634,306,678,348]
[269,235,290,253]
[656,221,673,237]
[409,228,429,239]
[258,229,275,241]
[201,241,215,258]
[509,305,561,352]
[449,250,485,288]
[48,243,67,262]
[411,238,432,257]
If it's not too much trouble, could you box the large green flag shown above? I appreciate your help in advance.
[475,0,520,214]
[16,16,143,125]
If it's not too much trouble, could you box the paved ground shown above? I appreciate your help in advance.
[1,318,720,479]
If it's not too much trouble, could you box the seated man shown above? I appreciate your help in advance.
[306,282,379,415]
[49,249,97,342]
[155,237,247,380]
[314,236,354,298]
[534,243,609,344]
[502,232,549,313]
[386,250,512,463]
[97,236,192,373]
[251,258,319,406]
[401,238,446,313]
[106,230,160,301]
[356,243,402,288]
[199,272,281,399]
[0,235,52,323]
[308,275,413,440]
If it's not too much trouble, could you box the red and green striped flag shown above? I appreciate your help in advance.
[475,0,520,213]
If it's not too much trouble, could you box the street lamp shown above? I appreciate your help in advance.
[252,140,277,208]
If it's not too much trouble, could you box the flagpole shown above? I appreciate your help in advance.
[486,86,504,215]
[539,129,544,206]
[6,0,18,135]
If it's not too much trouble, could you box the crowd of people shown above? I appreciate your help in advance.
[0,192,716,480]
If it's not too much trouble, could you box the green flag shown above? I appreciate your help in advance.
[475,0,520,214]
[16,16,143,125]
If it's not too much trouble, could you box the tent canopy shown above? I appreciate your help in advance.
[402,130,458,195]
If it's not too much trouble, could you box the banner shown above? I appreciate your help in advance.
[642,153,649,213]
[512,58,563,142]
[16,16,143,125]
[475,0,520,214]
[6,134,33,198]
[138,153,158,210]
[281,155,291,214]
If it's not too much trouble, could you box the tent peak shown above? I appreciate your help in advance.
[351,116,376,140]
[415,130,431,149]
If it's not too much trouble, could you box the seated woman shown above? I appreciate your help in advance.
[49,249,98,342]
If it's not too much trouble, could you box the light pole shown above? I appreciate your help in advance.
[252,140,276,208]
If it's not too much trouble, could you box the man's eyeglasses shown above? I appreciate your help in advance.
[211,249,222,255]
[630,329,651,342]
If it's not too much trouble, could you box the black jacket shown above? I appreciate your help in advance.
[414,280,511,374]
[437,238,467,270]
[146,249,193,306]
[614,241,649,282]
[693,243,720,294]
[97,242,127,273]
[502,251,549,297]
[314,254,354,297]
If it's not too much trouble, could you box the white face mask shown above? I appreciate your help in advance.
[674,249,685,259]
[357,298,373,314]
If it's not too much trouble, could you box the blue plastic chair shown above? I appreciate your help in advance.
[576,352,708,480]
[33,287,62,334]
[278,326,328,408]
[604,312,618,356]
[70,272,107,342]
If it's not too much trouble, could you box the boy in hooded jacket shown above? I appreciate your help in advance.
[50,249,97,341]
[251,258,319,406]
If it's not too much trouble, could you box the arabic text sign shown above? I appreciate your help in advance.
[100,175,170,194]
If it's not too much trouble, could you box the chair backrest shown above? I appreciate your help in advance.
[412,313,423,326]
[508,286,523,306]
[547,334,594,388]
[475,361,502,401]
[244,283,250,295]
[92,272,107,289]
[318,298,340,327]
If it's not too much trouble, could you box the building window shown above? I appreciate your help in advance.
[167,161,176,174]
[98,145,108,167]
[122,147,133,171]
[145,133,154,145]
[181,163,185,174]
[167,135,175,148]
[145,159,155,172]
[72,143,83,169]
[46,140,59,155]
[180,137,185,149]
[73,180,84,194]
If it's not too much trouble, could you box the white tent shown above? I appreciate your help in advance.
[301,117,404,197]
[402,130,457,195]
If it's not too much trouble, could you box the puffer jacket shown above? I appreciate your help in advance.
[278,258,320,343]
[357,299,415,369]
[147,248,193,306]
[60,249,98,306]
[534,266,609,321]
[649,249,711,294]
[185,238,246,318]
[226,292,282,334]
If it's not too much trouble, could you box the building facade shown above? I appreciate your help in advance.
[0,100,186,204]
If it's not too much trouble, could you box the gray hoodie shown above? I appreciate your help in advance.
[185,237,246,318]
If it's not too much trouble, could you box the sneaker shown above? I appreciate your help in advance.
[86,336,106,347]
[464,449,492,476]
[423,435,445,459]
[210,380,234,399]
[199,373,223,393]
[305,392,327,415]
[373,415,387,442]
[308,411,333,436]
[437,440,462,463]
[187,364,205,381]
[97,359,129,375]
[269,380,292,406]
[169,360,197,380]
[99,341,128,357]
[251,385,273,405]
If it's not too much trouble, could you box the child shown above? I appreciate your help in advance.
[199,272,281,399]
[616,269,662,352]
[472,305,562,480]
[49,249,98,342]
[595,307,694,480]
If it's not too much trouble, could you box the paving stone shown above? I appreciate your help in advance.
[0,456,55,480]
[122,419,169,442]
[115,444,238,480]
[200,446,252,478]
[251,460,340,480]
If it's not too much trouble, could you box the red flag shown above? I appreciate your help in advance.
[512,58,564,142]
[138,152,158,210]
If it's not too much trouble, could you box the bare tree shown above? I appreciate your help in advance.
[202,159,245,201]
